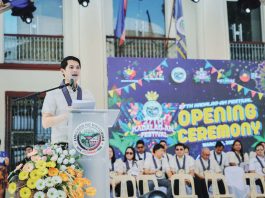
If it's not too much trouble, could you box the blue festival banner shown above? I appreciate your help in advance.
[107,57,265,158]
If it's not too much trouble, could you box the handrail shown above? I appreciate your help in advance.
[4,33,63,38]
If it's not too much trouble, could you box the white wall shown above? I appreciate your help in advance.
[0,70,61,150]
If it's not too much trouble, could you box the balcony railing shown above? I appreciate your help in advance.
[4,34,64,64]
[106,36,177,58]
[230,41,265,62]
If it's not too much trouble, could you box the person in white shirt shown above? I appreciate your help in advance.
[120,146,142,176]
[143,144,172,197]
[169,143,195,195]
[195,148,223,198]
[135,140,152,161]
[42,56,95,144]
[160,140,173,164]
[210,141,228,172]
[249,143,265,193]
[227,139,249,170]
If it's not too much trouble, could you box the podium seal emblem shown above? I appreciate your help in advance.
[73,121,105,156]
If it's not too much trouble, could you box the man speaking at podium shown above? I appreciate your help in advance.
[42,56,95,145]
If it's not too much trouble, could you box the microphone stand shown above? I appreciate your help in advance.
[13,83,70,102]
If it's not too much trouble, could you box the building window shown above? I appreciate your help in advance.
[227,1,262,42]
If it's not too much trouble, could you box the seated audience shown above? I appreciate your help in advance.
[227,139,249,171]
[160,140,172,164]
[143,144,172,197]
[195,148,223,198]
[210,141,228,171]
[135,140,152,161]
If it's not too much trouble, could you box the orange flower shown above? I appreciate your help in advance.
[48,167,59,176]
[83,179,91,186]
[67,167,75,176]
[73,178,85,188]
[86,187,96,196]
[75,170,83,178]
[59,173,68,182]
[75,187,84,198]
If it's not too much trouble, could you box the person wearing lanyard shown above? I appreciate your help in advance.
[135,140,152,161]
[169,143,195,195]
[227,139,249,169]
[210,141,228,172]
[195,148,223,198]
[143,144,172,197]
[249,143,265,193]
[160,140,173,164]
[42,56,95,145]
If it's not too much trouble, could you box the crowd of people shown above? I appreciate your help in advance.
[109,139,265,198]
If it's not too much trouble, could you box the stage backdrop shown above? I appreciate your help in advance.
[107,57,265,158]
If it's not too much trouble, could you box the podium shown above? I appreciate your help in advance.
[68,109,120,198]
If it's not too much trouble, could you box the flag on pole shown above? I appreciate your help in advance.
[174,0,187,59]
[114,0,128,46]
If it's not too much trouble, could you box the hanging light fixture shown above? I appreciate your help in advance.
[78,0,90,7]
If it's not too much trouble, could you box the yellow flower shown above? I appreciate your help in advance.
[26,178,36,189]
[30,169,41,180]
[46,161,56,168]
[18,171,29,181]
[37,168,48,176]
[8,182,16,194]
[48,167,59,176]
[86,187,96,196]
[35,160,46,169]
[19,187,31,198]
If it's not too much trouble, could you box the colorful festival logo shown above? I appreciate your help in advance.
[121,67,137,82]
[193,68,211,84]
[143,66,164,81]
[239,70,251,83]
[143,91,163,120]
[171,67,187,83]
[73,122,105,156]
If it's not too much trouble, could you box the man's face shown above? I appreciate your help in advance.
[215,146,224,155]
[201,149,210,160]
[256,145,265,157]
[61,60,81,83]
[25,147,33,155]
[136,144,145,154]
[154,148,164,159]
[175,146,185,157]
[160,142,167,151]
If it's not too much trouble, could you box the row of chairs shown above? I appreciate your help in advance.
[111,170,265,198]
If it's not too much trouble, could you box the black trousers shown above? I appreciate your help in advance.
[194,176,226,198]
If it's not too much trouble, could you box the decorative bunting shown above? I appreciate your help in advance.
[205,61,212,69]
[211,67,217,74]
[138,79,143,86]
[116,88,122,96]
[130,83,136,90]
[123,86,129,93]
[251,91,257,98]
[109,90,114,97]
[161,59,168,67]
[243,88,249,95]
[231,82,237,89]
[237,85,243,92]
[258,93,263,100]
[217,72,223,79]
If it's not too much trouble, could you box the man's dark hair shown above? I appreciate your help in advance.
[24,145,33,151]
[255,142,265,150]
[159,140,167,144]
[136,140,145,146]
[175,143,185,149]
[153,144,164,153]
[215,141,224,148]
[60,56,81,69]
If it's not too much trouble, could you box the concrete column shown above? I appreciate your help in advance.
[0,14,4,63]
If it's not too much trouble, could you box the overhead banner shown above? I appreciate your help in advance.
[107,57,265,157]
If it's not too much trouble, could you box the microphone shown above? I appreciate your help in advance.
[69,78,76,92]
